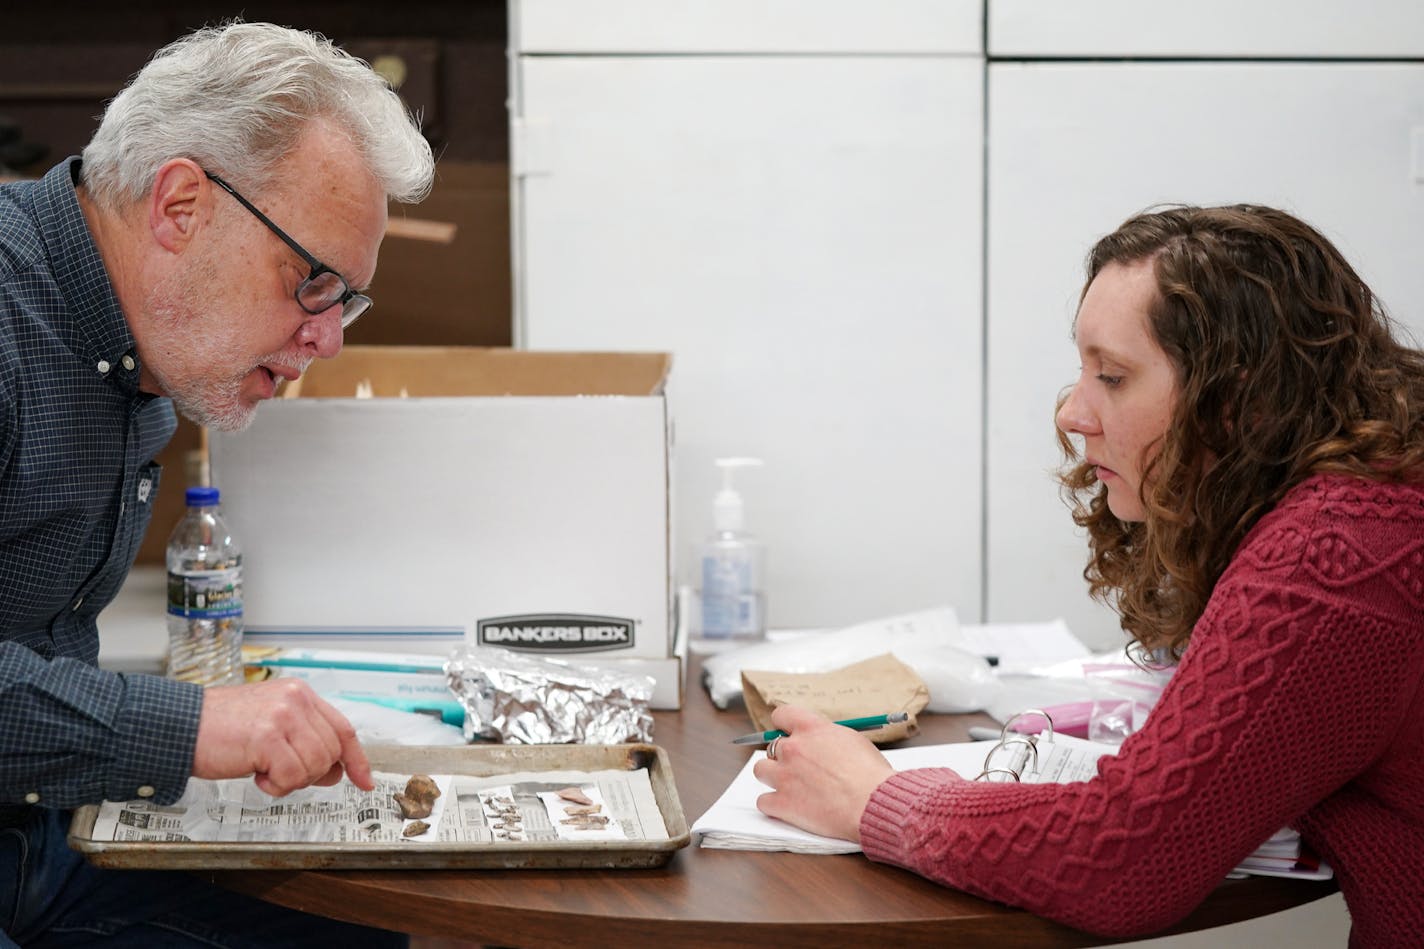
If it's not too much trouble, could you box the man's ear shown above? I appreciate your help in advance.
[148,159,208,253]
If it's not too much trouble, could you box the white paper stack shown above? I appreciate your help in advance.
[692,736,1332,881]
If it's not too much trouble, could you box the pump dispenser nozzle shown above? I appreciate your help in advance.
[713,457,763,533]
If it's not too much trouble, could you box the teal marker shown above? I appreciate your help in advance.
[254,657,442,674]
[334,694,465,727]
[730,711,910,745]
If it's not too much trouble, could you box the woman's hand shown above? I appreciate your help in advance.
[752,705,896,843]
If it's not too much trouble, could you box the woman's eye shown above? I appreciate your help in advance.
[1096,373,1123,388]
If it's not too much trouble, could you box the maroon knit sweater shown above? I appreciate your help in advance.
[861,474,1424,945]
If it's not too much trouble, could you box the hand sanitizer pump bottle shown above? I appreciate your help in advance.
[698,457,766,642]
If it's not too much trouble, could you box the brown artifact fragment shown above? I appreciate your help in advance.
[555,786,593,806]
[394,774,442,820]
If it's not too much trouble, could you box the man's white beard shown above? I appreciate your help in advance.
[142,274,310,432]
[165,367,260,433]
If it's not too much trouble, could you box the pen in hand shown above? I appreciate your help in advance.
[730,711,910,745]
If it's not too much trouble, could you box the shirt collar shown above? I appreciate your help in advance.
[32,156,145,396]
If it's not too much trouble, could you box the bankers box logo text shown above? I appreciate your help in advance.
[477,614,635,652]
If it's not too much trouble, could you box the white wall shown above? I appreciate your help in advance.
[987,60,1424,650]
[510,0,1424,661]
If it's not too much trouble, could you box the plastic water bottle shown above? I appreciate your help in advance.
[166,486,244,686]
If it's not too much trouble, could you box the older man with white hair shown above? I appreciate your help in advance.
[0,21,434,946]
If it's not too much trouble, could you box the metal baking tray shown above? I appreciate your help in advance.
[68,743,689,870]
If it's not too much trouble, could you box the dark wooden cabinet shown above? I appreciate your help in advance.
[1,3,513,562]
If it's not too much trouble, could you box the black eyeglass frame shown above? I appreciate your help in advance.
[204,171,372,329]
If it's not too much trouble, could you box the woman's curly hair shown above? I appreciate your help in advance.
[1059,205,1424,660]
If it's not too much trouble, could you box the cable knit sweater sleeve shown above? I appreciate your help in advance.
[859,475,1424,942]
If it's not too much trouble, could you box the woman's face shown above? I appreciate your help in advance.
[1056,259,1179,523]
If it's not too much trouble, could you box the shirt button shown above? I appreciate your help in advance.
[136,785,156,798]
[24,792,39,804]
[121,355,136,371]
[97,360,111,374]
[71,596,84,611]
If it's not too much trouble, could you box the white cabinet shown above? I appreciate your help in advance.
[511,5,984,628]
[990,0,1424,57]
[986,62,1424,649]
[515,0,981,54]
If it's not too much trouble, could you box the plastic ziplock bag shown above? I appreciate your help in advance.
[701,607,1002,714]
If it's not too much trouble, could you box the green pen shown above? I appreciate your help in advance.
[730,711,910,745]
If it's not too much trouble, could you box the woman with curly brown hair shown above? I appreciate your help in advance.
[753,205,1424,946]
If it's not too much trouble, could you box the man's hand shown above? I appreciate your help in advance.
[193,678,374,796]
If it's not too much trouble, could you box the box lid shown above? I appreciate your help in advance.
[285,346,671,398]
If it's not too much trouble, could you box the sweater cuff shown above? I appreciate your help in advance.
[106,672,205,804]
[860,767,964,867]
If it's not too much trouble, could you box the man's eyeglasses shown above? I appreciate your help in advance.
[204,172,372,329]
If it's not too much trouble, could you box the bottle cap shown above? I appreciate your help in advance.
[184,486,220,507]
[713,457,763,532]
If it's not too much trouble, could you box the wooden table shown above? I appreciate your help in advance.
[209,660,1337,948]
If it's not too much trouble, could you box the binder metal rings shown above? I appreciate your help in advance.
[974,708,1054,783]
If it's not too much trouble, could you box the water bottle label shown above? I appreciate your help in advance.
[167,568,243,619]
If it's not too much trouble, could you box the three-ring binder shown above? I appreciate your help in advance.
[974,708,1055,782]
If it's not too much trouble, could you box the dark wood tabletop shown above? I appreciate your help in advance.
[208,657,1337,948]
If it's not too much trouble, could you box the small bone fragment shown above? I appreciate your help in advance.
[555,786,593,806]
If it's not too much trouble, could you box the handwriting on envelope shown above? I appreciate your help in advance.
[740,653,929,744]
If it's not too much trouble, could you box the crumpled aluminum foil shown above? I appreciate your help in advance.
[444,646,655,744]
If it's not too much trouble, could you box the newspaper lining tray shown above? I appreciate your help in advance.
[68,743,690,870]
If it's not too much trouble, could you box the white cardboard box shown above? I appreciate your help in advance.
[210,346,684,707]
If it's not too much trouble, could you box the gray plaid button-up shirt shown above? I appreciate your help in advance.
[1,158,203,808]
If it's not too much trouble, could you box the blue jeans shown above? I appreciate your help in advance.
[1,808,408,948]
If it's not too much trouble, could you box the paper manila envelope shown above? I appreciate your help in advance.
[740,653,929,744]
